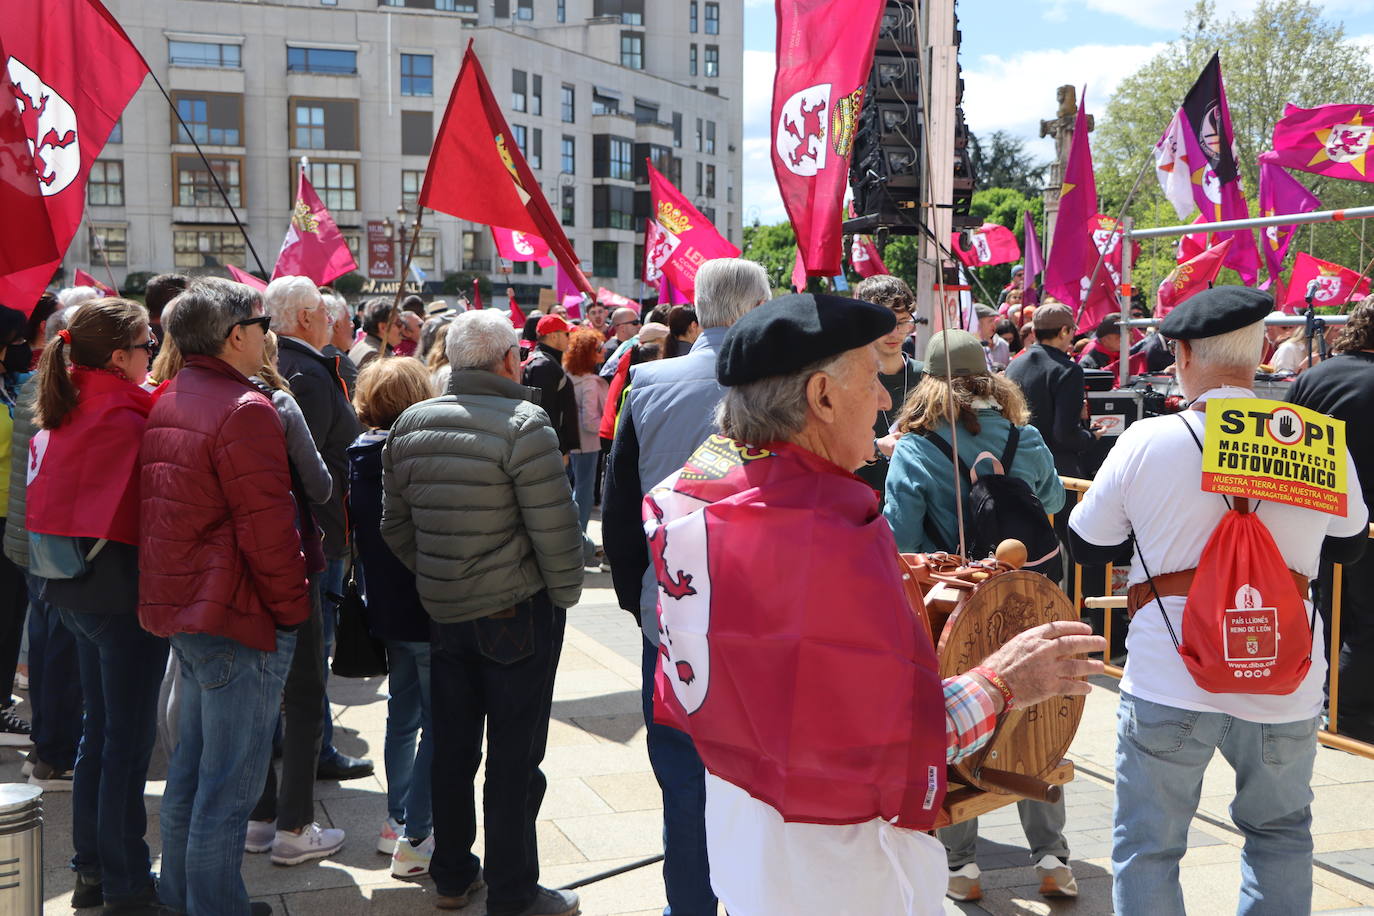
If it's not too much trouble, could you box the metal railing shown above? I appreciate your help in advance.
[1058,476,1374,759]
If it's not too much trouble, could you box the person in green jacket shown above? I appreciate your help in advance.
[883,328,1076,903]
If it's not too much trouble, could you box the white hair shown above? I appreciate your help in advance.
[446,309,518,371]
[262,275,323,332]
[1186,320,1265,372]
[715,350,849,445]
[322,291,349,326]
[694,258,772,329]
[58,286,102,310]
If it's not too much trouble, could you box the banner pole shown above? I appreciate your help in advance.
[89,221,121,294]
[389,204,427,326]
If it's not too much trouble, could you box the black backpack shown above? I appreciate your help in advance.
[922,426,1063,580]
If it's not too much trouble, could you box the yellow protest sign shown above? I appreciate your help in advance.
[1201,398,1347,515]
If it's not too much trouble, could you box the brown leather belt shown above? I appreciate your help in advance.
[1125,568,1310,617]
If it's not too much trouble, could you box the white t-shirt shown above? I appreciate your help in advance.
[1069,386,1368,723]
[1271,338,1307,372]
[704,774,947,916]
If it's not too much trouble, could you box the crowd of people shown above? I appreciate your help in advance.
[2,258,1370,916]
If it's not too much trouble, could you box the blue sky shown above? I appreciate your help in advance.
[740,0,1374,223]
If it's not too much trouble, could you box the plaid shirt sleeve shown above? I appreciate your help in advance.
[944,674,999,764]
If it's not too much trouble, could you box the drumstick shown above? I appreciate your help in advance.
[976,766,1063,804]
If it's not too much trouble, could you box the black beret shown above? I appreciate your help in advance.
[1158,286,1272,340]
[717,293,896,387]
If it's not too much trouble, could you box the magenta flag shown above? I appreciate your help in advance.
[227,264,267,292]
[647,163,739,300]
[1022,210,1042,307]
[1268,103,1374,183]
[848,235,887,277]
[1044,91,1114,329]
[658,274,691,305]
[272,168,357,283]
[772,0,884,277]
[1257,159,1321,287]
[490,226,555,267]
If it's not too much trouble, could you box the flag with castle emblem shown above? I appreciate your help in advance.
[1268,103,1374,183]
[272,165,358,283]
[1257,159,1321,287]
[646,163,739,300]
[951,223,1020,268]
[2,0,148,314]
[1157,237,1231,319]
[772,0,885,277]
[1284,253,1371,310]
[849,234,886,278]
[491,226,555,268]
[423,41,592,295]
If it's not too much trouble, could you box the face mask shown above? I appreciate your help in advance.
[4,343,32,375]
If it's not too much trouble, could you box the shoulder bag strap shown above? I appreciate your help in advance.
[1000,424,1021,472]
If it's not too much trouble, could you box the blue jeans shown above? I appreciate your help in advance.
[26,574,81,770]
[159,631,296,916]
[59,609,169,904]
[641,637,717,916]
[319,556,346,763]
[570,451,599,534]
[384,639,434,839]
[1113,691,1319,916]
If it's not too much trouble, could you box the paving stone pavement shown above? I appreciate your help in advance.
[17,549,1374,914]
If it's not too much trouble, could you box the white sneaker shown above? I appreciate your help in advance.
[245,819,276,853]
[1035,855,1078,898]
[377,817,402,855]
[270,823,346,866]
[946,863,982,901]
[390,834,435,879]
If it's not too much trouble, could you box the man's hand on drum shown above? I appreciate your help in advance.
[976,621,1106,711]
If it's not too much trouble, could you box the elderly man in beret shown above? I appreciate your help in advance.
[1070,287,1369,916]
[643,293,1105,915]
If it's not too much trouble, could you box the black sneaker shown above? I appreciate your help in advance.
[28,758,73,792]
[316,752,373,781]
[509,887,579,916]
[71,872,103,909]
[250,903,274,915]
[0,705,32,747]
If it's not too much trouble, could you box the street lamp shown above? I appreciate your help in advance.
[390,205,417,284]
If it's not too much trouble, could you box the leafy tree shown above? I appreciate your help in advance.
[741,221,798,293]
[968,130,1050,199]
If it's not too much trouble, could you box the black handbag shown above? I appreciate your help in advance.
[328,568,388,679]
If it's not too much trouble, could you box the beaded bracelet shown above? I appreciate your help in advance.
[970,665,1015,711]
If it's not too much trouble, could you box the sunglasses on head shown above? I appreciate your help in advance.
[225,315,271,338]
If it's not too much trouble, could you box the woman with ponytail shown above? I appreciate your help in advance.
[25,297,167,911]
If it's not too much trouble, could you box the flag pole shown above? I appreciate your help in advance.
[89,223,121,294]
[389,202,427,324]
[1074,142,1157,327]
[142,69,267,276]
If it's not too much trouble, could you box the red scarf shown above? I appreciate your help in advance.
[26,367,153,545]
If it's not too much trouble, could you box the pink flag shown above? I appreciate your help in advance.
[658,274,691,305]
[1044,91,1115,329]
[227,264,267,292]
[792,247,807,294]
[74,268,115,296]
[1286,252,1371,311]
[1257,159,1321,287]
[561,294,583,320]
[1022,210,1042,307]
[772,0,884,277]
[272,167,357,283]
[555,262,581,303]
[597,287,641,312]
[951,223,1021,268]
[647,163,739,299]
[1267,103,1374,183]
[848,235,887,278]
[491,226,555,267]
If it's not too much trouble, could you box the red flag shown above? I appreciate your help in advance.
[596,287,640,312]
[507,288,525,329]
[1285,253,1371,311]
[646,164,739,300]
[227,265,268,292]
[1,0,149,315]
[73,268,114,296]
[272,166,358,284]
[1267,103,1374,183]
[951,223,1021,268]
[422,42,591,296]
[792,247,807,294]
[848,235,887,277]
[1177,215,1213,263]
[1044,91,1115,329]
[1257,158,1321,287]
[1156,237,1232,319]
[491,226,554,268]
[772,0,884,277]
[0,35,57,284]
[471,278,482,311]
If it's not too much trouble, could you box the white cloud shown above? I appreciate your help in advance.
[1039,0,1374,30]
[740,49,788,225]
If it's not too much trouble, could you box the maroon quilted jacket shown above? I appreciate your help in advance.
[138,355,311,650]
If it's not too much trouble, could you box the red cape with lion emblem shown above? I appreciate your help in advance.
[643,435,948,829]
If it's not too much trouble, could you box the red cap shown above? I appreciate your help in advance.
[536,315,571,336]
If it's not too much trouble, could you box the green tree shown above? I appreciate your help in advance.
[968,130,1050,198]
[741,221,798,293]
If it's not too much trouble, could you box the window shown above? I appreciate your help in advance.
[512,70,527,112]
[462,231,479,264]
[634,243,644,276]
[594,0,642,22]
[88,161,124,206]
[593,185,634,229]
[592,90,618,115]
[620,32,643,70]
[695,117,702,152]
[516,0,533,19]
[531,75,542,117]
[634,143,671,183]
[513,260,528,275]
[437,0,478,9]
[109,119,123,144]
[90,226,126,266]
[173,229,244,269]
[301,159,358,210]
[672,112,682,148]
[704,2,719,33]
[593,241,618,277]
[561,185,575,226]
[557,0,565,21]
[561,84,575,122]
[689,45,697,77]
[703,205,716,224]
[690,0,697,32]
[175,155,242,206]
[401,54,433,96]
[561,135,576,174]
[593,135,633,180]
[168,40,240,68]
[512,124,527,157]
[705,45,719,78]
[413,235,438,272]
[287,46,357,75]
[706,119,716,154]
[670,156,682,189]
[634,100,659,124]
[289,98,359,150]
[706,164,715,198]
[695,160,702,195]
[401,169,424,210]
[401,111,432,156]
[529,128,543,169]
[173,92,242,146]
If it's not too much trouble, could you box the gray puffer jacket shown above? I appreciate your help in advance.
[381,368,583,622]
[3,375,38,569]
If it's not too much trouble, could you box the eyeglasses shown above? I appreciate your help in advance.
[225,315,271,338]
[615,320,642,328]
[892,315,917,331]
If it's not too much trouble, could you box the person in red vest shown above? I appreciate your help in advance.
[26,298,164,911]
